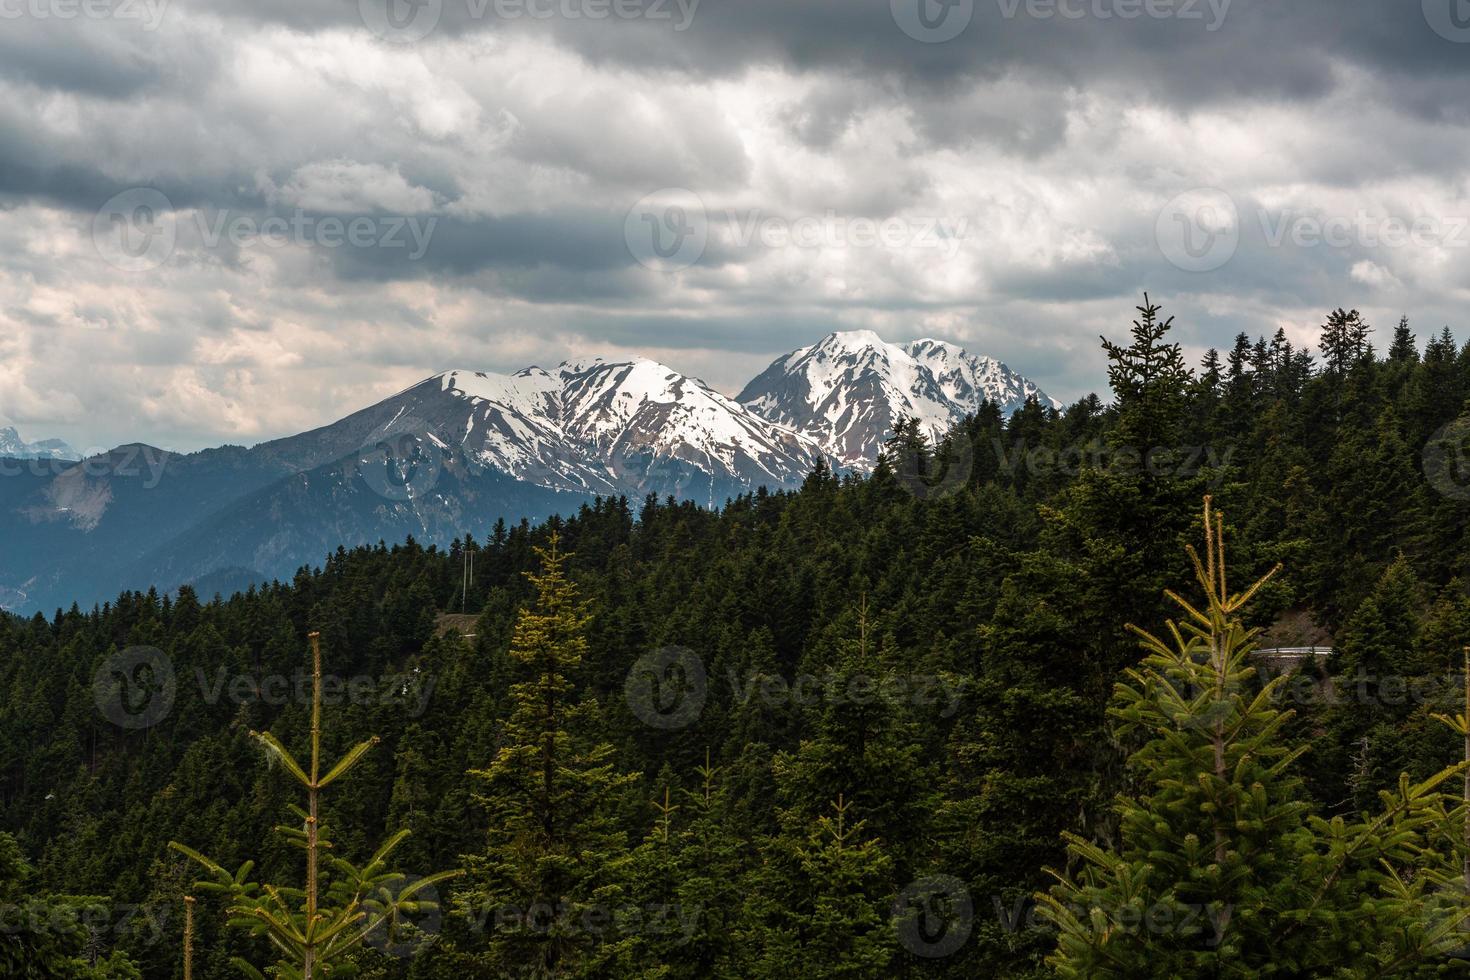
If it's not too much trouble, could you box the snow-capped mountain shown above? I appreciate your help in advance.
[323,356,829,507]
[738,331,1060,468]
[0,334,1055,613]
[0,426,79,461]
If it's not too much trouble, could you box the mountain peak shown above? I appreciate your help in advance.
[0,425,80,461]
[739,330,1058,467]
[817,329,888,351]
[407,356,826,504]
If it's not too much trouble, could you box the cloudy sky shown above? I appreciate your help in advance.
[3,0,1470,452]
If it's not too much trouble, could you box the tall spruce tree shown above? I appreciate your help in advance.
[1320,308,1372,377]
[1099,294,1192,457]
[733,795,895,979]
[1040,499,1470,976]
[453,534,636,977]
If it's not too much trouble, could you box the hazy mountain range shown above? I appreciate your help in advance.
[0,332,1057,613]
[0,427,78,462]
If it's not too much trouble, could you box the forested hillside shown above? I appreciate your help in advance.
[7,299,1470,977]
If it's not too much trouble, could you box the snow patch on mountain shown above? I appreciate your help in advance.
[424,356,828,503]
[738,331,1059,469]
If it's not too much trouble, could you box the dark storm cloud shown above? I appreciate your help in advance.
[332,210,629,277]
[178,0,1470,117]
[0,32,161,96]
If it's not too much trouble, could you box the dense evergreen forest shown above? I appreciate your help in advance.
[10,298,1470,977]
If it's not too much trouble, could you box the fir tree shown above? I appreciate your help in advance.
[734,796,895,978]
[1390,315,1418,364]
[1040,498,1470,976]
[454,533,637,977]
[1320,307,1371,377]
[1099,293,1192,457]
[171,632,458,979]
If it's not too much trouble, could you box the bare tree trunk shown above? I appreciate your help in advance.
[305,632,323,980]
[183,895,195,980]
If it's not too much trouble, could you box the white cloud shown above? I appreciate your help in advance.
[276,160,437,214]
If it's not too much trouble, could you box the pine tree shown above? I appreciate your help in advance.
[1040,498,1470,976]
[1390,315,1418,364]
[453,533,636,977]
[1314,558,1428,813]
[1320,308,1371,377]
[734,796,895,978]
[774,600,935,875]
[0,832,141,978]
[1099,294,1192,457]
[171,632,458,979]
[669,752,743,976]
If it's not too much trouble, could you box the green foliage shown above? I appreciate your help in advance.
[0,832,141,977]
[171,634,459,978]
[452,534,638,977]
[1040,500,1470,977]
[733,796,895,978]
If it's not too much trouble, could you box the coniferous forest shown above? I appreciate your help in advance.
[13,298,1470,977]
